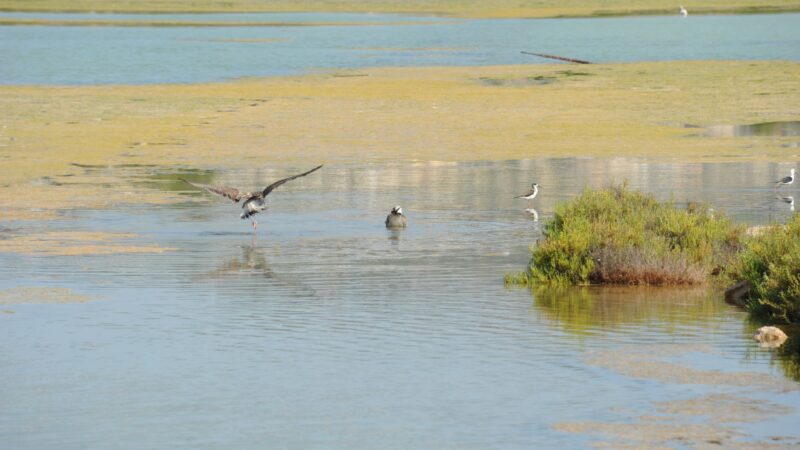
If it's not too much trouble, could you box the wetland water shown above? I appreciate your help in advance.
[2,159,800,448]
[1,12,800,84]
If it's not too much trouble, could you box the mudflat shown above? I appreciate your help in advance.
[1,61,798,220]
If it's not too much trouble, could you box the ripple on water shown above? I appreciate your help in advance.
[2,159,799,449]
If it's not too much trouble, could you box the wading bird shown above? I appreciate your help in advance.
[680,5,688,17]
[774,168,795,192]
[181,165,323,230]
[385,206,408,229]
[514,183,539,208]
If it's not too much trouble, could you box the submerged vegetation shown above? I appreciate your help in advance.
[728,214,800,324]
[506,184,744,286]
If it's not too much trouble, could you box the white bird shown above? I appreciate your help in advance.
[181,165,323,230]
[774,168,795,192]
[680,5,688,17]
[385,206,408,229]
[514,183,539,208]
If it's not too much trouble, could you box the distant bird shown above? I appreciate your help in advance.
[680,5,688,17]
[514,183,539,208]
[385,206,408,229]
[181,165,322,230]
[774,168,795,192]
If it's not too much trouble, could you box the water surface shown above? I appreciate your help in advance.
[1,12,799,84]
[2,158,799,448]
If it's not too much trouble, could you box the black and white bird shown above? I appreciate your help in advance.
[385,206,408,229]
[774,168,795,192]
[514,183,539,208]
[181,165,322,230]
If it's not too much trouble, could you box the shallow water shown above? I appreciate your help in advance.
[1,158,799,448]
[1,12,799,84]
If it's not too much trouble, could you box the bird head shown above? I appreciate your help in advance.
[392,206,403,215]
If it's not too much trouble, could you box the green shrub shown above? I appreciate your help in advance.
[729,214,800,324]
[507,184,744,286]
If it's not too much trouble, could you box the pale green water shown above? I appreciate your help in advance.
[1,159,799,449]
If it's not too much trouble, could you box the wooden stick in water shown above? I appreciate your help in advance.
[520,51,592,64]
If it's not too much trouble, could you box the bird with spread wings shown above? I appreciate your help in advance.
[181,165,323,230]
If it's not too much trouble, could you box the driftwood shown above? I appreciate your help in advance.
[520,51,592,64]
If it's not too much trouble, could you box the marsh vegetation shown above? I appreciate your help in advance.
[506,184,744,286]
[728,214,800,324]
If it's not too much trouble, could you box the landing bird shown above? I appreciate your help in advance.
[181,164,323,230]
[680,5,688,17]
[774,168,795,192]
[385,206,408,229]
[514,183,539,208]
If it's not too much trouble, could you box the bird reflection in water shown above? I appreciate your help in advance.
[525,208,539,222]
[778,195,795,212]
[204,238,274,279]
[387,228,403,245]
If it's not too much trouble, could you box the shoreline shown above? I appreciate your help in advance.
[1,2,800,20]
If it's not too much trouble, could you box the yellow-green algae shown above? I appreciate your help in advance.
[0,231,174,255]
[0,286,94,304]
[0,61,798,223]
[1,0,799,18]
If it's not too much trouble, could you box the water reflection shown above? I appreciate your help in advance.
[525,208,539,222]
[202,239,274,279]
[775,328,800,382]
[777,195,795,212]
[706,121,800,138]
[531,285,728,336]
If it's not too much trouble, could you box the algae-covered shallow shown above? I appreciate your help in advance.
[1,0,799,18]
[1,61,799,222]
[1,159,800,448]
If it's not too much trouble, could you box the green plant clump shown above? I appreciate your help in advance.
[505,184,744,286]
[729,214,800,324]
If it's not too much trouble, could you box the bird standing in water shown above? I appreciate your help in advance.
[514,183,539,208]
[181,165,323,231]
[680,5,688,17]
[385,206,408,229]
[774,168,795,192]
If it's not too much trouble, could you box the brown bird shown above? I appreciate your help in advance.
[181,165,323,230]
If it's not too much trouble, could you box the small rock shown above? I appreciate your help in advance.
[753,326,788,348]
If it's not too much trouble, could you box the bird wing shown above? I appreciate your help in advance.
[514,188,534,199]
[180,179,242,202]
[776,176,792,184]
[259,165,323,198]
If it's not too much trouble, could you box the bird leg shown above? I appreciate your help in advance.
[252,219,258,231]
